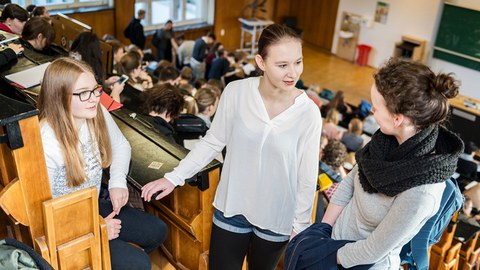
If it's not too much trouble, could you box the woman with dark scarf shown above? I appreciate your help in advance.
[321,58,463,269]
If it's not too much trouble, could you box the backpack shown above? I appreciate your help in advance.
[400,177,463,270]
[172,114,208,145]
[152,30,160,47]
[123,21,133,39]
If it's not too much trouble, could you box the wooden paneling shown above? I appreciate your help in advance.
[290,0,339,51]
[68,9,115,39]
[213,0,287,52]
[213,0,247,51]
[114,0,135,45]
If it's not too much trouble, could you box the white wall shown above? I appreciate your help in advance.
[332,0,480,99]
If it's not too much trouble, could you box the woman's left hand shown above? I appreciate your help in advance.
[109,188,129,214]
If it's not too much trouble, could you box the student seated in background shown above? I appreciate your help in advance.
[20,17,54,53]
[157,66,179,85]
[207,49,236,81]
[185,87,220,128]
[117,51,153,110]
[316,139,348,222]
[320,90,352,121]
[38,58,167,270]
[105,40,127,74]
[457,141,479,180]
[459,196,480,227]
[341,118,364,152]
[142,83,185,142]
[177,66,194,86]
[322,109,341,141]
[31,6,49,17]
[0,4,28,35]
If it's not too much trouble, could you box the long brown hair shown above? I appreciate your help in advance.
[38,57,112,187]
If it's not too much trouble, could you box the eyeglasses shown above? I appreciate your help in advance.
[72,84,103,102]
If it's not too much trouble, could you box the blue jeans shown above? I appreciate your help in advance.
[98,199,167,270]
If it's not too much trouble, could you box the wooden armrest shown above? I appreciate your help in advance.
[34,236,51,264]
[99,216,111,270]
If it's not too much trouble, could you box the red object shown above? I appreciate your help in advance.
[356,44,372,66]
[100,91,123,111]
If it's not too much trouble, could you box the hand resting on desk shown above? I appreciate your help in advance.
[141,177,175,202]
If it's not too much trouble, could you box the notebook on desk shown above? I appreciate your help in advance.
[5,62,50,89]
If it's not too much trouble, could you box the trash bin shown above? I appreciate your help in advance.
[356,44,372,66]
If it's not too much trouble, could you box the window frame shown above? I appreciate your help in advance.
[135,0,213,31]
[11,0,111,11]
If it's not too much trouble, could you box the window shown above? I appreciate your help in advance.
[12,0,110,10]
[134,0,213,31]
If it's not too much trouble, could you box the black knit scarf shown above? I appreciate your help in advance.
[355,125,463,197]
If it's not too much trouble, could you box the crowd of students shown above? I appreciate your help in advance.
[0,2,477,269]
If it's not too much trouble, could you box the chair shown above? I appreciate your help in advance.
[34,187,111,270]
[458,231,480,270]
[430,212,460,269]
[0,94,52,243]
[461,241,480,270]
[439,242,462,270]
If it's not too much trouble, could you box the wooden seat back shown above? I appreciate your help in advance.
[0,94,52,243]
[35,187,110,270]
[439,242,462,270]
[430,212,459,269]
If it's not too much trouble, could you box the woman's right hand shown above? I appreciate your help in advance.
[104,212,122,240]
[141,178,175,202]
[7,43,23,55]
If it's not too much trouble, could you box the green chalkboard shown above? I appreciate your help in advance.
[434,3,480,71]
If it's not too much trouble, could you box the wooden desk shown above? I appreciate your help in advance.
[1,46,223,270]
[455,220,480,243]
[447,95,480,147]
[111,109,222,270]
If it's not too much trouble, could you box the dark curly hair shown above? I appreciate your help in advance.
[322,140,347,170]
[374,58,459,130]
[142,83,185,119]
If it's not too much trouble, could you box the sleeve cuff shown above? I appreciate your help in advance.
[108,179,127,190]
[164,172,185,186]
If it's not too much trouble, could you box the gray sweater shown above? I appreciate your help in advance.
[331,166,445,269]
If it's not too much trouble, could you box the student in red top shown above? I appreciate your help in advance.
[0,4,28,35]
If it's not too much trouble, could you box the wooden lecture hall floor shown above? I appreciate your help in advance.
[151,44,376,269]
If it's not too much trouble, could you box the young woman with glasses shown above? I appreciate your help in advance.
[37,57,167,270]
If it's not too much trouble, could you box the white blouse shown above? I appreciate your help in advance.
[165,77,322,235]
[41,106,131,198]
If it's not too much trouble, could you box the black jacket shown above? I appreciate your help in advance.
[284,223,373,270]
[124,17,145,49]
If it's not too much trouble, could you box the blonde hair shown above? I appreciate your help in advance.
[325,109,340,125]
[38,57,112,187]
[348,118,363,135]
[186,87,220,115]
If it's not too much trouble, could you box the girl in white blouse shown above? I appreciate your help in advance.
[142,24,322,270]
